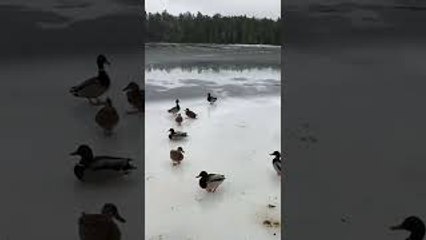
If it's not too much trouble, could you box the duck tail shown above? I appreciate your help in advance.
[69,87,79,96]
[124,162,137,170]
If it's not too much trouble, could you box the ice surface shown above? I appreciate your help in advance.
[0,50,144,240]
[284,43,426,240]
[145,97,281,240]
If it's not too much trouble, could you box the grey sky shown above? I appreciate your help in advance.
[146,0,280,19]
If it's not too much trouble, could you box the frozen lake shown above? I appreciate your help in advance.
[145,44,282,240]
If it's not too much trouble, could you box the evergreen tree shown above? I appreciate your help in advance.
[146,11,281,45]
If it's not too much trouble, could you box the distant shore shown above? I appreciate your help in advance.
[145,43,281,102]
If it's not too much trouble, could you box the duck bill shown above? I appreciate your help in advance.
[269,153,275,156]
[390,224,403,230]
[70,151,78,156]
[196,175,201,178]
[123,85,130,91]
[114,213,126,223]
[105,60,111,65]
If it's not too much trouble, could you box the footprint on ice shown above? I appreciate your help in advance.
[294,120,319,148]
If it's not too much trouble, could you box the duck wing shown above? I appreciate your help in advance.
[89,156,134,170]
[207,174,225,182]
[168,106,178,113]
[71,77,100,93]
[273,159,281,173]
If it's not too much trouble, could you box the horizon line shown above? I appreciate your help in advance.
[145,10,281,20]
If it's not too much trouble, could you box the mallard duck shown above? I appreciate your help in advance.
[185,108,197,119]
[70,144,136,181]
[175,113,183,124]
[168,128,187,140]
[207,93,217,104]
[95,98,119,135]
[391,216,425,240]
[170,147,185,165]
[123,82,144,114]
[167,99,180,114]
[78,203,125,240]
[196,171,226,192]
[270,151,282,176]
[70,54,111,105]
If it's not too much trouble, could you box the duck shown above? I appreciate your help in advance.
[167,99,180,114]
[175,113,183,124]
[185,108,197,119]
[391,216,425,240]
[170,147,185,165]
[123,82,144,114]
[207,93,217,104]
[70,54,111,105]
[270,151,282,176]
[196,171,226,192]
[168,128,187,140]
[95,98,119,135]
[70,144,136,181]
[78,203,125,240]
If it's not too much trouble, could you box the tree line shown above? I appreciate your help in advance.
[146,11,282,45]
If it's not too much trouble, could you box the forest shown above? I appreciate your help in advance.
[145,11,282,45]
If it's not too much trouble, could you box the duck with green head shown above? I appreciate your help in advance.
[391,216,425,240]
[70,54,111,105]
[196,171,226,192]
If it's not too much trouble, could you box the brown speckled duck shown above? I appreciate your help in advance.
[78,203,125,240]
[123,82,144,114]
[175,113,183,124]
[95,98,119,135]
[170,147,185,165]
[185,108,197,119]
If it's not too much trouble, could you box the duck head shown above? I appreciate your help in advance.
[177,147,185,153]
[70,145,94,160]
[270,151,281,158]
[196,171,208,178]
[391,216,426,240]
[97,54,110,70]
[123,82,139,91]
[175,99,180,105]
[168,128,175,134]
[101,203,126,223]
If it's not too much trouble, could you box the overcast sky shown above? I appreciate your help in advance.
[146,0,280,19]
